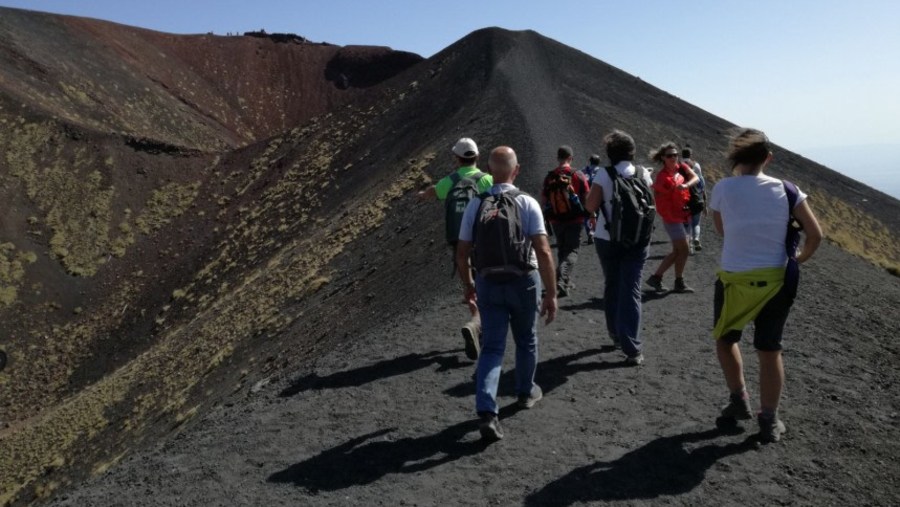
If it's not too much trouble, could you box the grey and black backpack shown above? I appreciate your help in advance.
[600,166,656,249]
[472,190,533,281]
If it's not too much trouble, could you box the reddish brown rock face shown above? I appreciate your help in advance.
[0,10,422,149]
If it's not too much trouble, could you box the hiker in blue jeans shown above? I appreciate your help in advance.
[456,146,558,441]
[594,241,647,360]
[584,130,654,366]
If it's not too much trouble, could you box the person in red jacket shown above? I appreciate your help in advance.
[646,142,699,293]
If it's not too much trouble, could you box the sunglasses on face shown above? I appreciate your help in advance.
[664,153,678,158]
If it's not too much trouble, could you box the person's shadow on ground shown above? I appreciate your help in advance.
[523,428,757,506]
[559,296,603,312]
[641,290,671,302]
[279,350,469,397]
[443,348,626,399]
[556,291,671,309]
[267,416,497,492]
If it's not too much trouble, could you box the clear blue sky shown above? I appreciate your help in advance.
[2,0,899,196]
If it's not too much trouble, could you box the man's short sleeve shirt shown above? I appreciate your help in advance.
[434,166,493,200]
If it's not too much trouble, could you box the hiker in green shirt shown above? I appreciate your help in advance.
[418,138,493,360]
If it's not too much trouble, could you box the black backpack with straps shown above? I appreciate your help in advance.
[472,189,534,281]
[678,164,706,214]
[599,165,656,249]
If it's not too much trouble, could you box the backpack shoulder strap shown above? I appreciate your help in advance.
[504,188,525,199]
[783,180,799,212]
[542,170,558,199]
[451,171,484,193]
[599,166,618,225]
[634,165,646,181]
[782,179,802,259]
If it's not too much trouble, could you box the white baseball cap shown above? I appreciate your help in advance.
[451,137,479,158]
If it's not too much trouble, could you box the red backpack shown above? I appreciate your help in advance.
[543,168,585,221]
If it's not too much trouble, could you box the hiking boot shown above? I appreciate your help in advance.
[758,413,787,443]
[721,396,753,420]
[673,277,695,293]
[517,385,543,409]
[478,412,504,441]
[609,335,621,350]
[719,396,752,420]
[556,282,568,298]
[645,275,668,292]
[715,394,753,430]
[693,239,703,251]
[461,321,481,360]
[624,353,644,366]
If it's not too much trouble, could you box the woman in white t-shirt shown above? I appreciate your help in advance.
[585,130,654,366]
[709,128,822,443]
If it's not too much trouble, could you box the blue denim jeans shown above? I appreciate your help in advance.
[689,213,702,242]
[474,271,541,415]
[594,239,648,357]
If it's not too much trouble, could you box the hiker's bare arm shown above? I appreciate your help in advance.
[417,185,437,201]
[456,240,474,286]
[532,234,558,324]
[455,240,476,302]
[792,200,823,263]
[578,173,590,199]
[585,183,603,214]
[713,210,724,236]
[679,166,699,189]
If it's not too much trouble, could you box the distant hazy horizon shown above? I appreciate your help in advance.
[799,144,900,200]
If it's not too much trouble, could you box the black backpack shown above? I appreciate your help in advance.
[678,164,705,214]
[599,166,656,249]
[444,170,486,245]
[783,180,803,299]
[472,189,534,281]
